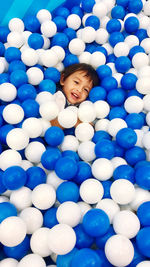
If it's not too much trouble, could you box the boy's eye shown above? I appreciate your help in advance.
[74,80,79,84]
[84,88,89,93]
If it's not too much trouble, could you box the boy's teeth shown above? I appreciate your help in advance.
[73,93,78,98]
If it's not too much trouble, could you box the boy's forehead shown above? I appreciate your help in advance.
[71,70,91,80]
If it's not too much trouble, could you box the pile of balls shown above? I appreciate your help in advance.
[0,0,150,266]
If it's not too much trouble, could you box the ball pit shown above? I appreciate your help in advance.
[0,0,150,266]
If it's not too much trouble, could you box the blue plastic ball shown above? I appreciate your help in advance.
[124,16,139,33]
[62,150,79,162]
[44,67,61,83]
[71,6,84,18]
[56,181,79,203]
[106,53,117,63]
[111,5,126,19]
[57,248,78,267]
[108,106,127,120]
[95,139,115,159]
[0,202,17,223]
[109,31,124,47]
[26,166,46,189]
[129,45,145,59]
[55,156,78,180]
[74,161,92,184]
[95,225,115,249]
[17,84,37,102]
[92,130,111,144]
[74,224,94,249]
[135,28,148,42]
[113,140,125,157]
[125,113,145,129]
[113,164,135,183]
[51,33,69,48]
[82,209,110,237]
[23,15,40,32]
[54,6,70,18]
[135,166,150,190]
[63,54,79,67]
[100,76,118,91]
[63,27,77,41]
[53,16,67,32]
[107,88,126,106]
[10,70,28,88]
[128,242,146,267]
[116,127,137,149]
[106,19,122,33]
[71,248,101,267]
[28,33,44,49]
[0,124,14,144]
[88,86,106,102]
[43,207,58,228]
[94,46,108,56]
[0,73,9,84]
[22,99,40,118]
[121,73,138,90]
[101,180,112,199]
[41,147,62,170]
[0,26,10,43]
[85,15,100,30]
[0,42,5,56]
[135,160,150,170]
[115,56,131,73]
[116,0,129,7]
[3,235,30,260]
[38,79,56,94]
[95,249,113,267]
[128,0,143,14]
[4,47,21,63]
[0,171,6,194]
[125,146,146,166]
[8,60,26,73]
[136,227,150,258]
[96,65,112,80]
[44,126,64,147]
[137,201,150,227]
[2,166,27,190]
[81,0,95,12]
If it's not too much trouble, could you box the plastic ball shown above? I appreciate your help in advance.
[39,101,59,121]
[6,128,29,150]
[125,146,146,166]
[92,2,108,18]
[17,84,36,102]
[3,103,23,124]
[96,198,120,223]
[58,108,77,128]
[125,113,144,129]
[100,76,118,91]
[0,149,22,171]
[63,54,79,67]
[124,96,144,113]
[2,166,27,190]
[17,253,46,267]
[0,202,17,223]
[25,141,46,164]
[0,82,17,102]
[22,117,42,139]
[53,16,67,32]
[0,216,26,247]
[55,156,78,180]
[95,139,115,159]
[135,165,150,190]
[90,51,106,69]
[77,141,96,162]
[110,179,135,204]
[26,67,44,85]
[92,158,113,181]
[137,201,150,227]
[136,77,150,94]
[72,248,102,267]
[105,234,134,266]
[115,56,131,73]
[48,223,76,255]
[40,20,57,38]
[0,258,18,266]
[128,0,143,14]
[66,14,81,30]
[69,38,85,56]
[36,9,52,23]
[136,262,150,267]
[60,135,79,152]
[82,208,110,237]
[79,178,104,204]
[41,49,59,68]
[10,186,32,211]
[106,18,121,33]
[56,201,81,227]
[30,227,51,257]
[113,164,135,183]
[26,166,46,190]
[136,227,150,258]
[19,207,43,234]
[41,147,61,170]
[125,16,140,34]
[81,27,96,43]
[78,51,91,64]
[44,126,64,147]
[56,181,79,203]
[21,48,38,66]
[44,67,61,83]
[75,122,94,141]
[7,31,24,48]
[132,52,149,70]
[114,42,130,57]
[94,100,110,119]
[109,31,124,47]
[108,118,127,137]
[28,33,44,49]
[22,99,40,118]
[78,101,96,123]
[88,86,106,102]
[43,207,58,229]
[116,127,137,149]
[85,15,100,30]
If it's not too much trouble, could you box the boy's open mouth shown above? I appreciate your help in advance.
[71,92,79,100]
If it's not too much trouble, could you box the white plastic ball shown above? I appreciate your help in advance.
[36,9,52,23]
[40,101,59,121]
[75,122,94,142]
[111,157,127,169]
[0,216,26,247]
[142,131,150,149]
[141,38,150,54]
[51,45,65,61]
[76,28,82,39]
[80,178,104,204]
[95,118,109,131]
[136,77,150,94]
[19,207,43,234]
[106,62,117,73]
[0,83,17,102]
[108,118,127,137]
[30,227,52,257]
[22,30,32,42]
[17,253,46,267]
[92,158,113,181]
[78,101,96,122]
[55,62,64,72]
[90,51,106,69]
[127,68,138,75]
[94,100,110,119]
[105,234,134,266]
[25,141,46,164]
[47,171,64,190]
[135,129,144,147]
[96,198,120,223]
[113,210,140,239]
[0,58,6,74]
[0,258,18,267]
[110,179,135,205]
[39,118,51,137]
[41,20,57,38]
[8,18,24,32]
[56,201,81,227]
[78,201,92,222]
[124,35,139,48]
[100,16,110,29]
[102,43,113,55]
[7,32,24,48]
[132,52,149,69]
[32,184,56,210]
[92,2,108,18]
[21,160,33,170]
[69,38,85,56]
[137,261,150,267]
[102,0,115,12]
[95,28,109,44]
[42,35,50,49]
[146,111,150,126]
[124,96,144,113]
[6,128,29,150]
[113,73,123,86]
[78,141,96,162]
[66,14,81,30]
[41,49,58,67]
[143,0,150,15]
[27,67,44,85]
[0,149,22,171]
[114,42,129,57]
[82,13,92,27]
[48,224,76,255]
[3,103,24,124]
[36,91,54,104]
[58,108,78,128]
[130,187,150,211]
[81,27,96,43]
[60,135,79,152]
[138,66,150,78]
[78,51,91,64]
[21,48,38,66]
[10,186,32,211]
[22,118,43,138]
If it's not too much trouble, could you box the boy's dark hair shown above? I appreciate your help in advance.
[61,63,99,87]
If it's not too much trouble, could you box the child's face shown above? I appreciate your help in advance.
[60,70,93,105]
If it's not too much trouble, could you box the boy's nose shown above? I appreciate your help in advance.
[77,86,82,93]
